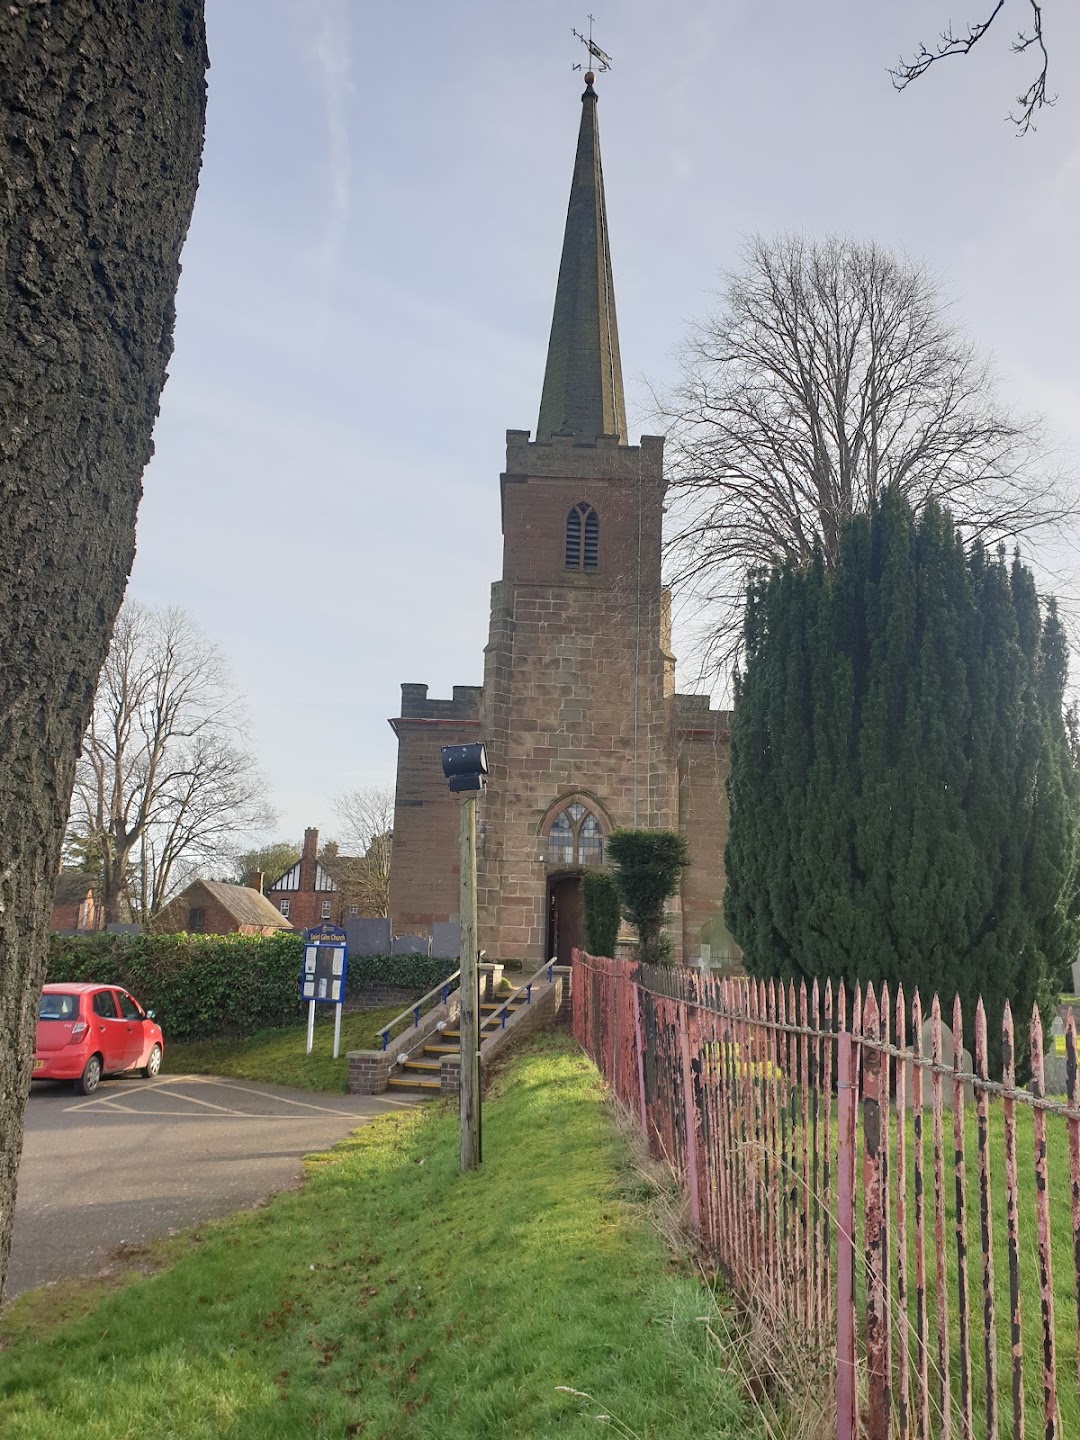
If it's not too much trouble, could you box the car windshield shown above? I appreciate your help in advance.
[38,993,79,1021]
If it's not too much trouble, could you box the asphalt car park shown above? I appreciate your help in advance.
[6,1073,417,1301]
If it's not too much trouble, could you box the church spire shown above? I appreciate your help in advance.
[536,75,627,445]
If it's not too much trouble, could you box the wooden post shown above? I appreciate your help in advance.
[459,792,481,1170]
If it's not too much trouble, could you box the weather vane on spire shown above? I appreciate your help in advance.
[572,15,613,75]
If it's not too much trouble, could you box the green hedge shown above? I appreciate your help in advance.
[46,933,458,1042]
[583,871,621,958]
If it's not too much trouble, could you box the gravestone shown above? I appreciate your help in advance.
[345,917,391,955]
[391,934,429,955]
[1044,1014,1068,1096]
[431,922,460,960]
[901,1015,975,1109]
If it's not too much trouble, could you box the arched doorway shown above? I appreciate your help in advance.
[547,873,584,965]
[542,797,607,964]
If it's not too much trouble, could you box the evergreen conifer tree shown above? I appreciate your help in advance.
[725,491,1080,1072]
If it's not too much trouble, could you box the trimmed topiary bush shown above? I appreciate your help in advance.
[582,871,621,958]
[606,830,690,965]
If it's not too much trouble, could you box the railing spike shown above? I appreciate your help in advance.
[1064,1006,1080,1413]
[1000,996,1024,1439]
[1029,998,1059,1436]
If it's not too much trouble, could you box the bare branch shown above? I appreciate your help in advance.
[331,786,394,917]
[892,1,1055,134]
[652,233,1078,685]
[67,600,274,922]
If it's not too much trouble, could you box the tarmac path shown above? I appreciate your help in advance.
[6,1073,417,1301]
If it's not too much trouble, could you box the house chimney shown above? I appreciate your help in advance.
[298,826,320,898]
[246,870,265,895]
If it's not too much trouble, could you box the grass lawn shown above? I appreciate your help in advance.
[0,1033,757,1440]
[162,1007,400,1092]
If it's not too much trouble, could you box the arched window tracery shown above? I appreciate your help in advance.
[565,502,598,571]
[545,801,605,866]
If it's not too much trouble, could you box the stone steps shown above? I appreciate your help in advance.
[385,993,529,1095]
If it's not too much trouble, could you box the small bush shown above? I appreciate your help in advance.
[47,933,457,1041]
[583,871,621,957]
[607,830,690,965]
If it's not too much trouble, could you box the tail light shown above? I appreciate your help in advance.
[69,1020,88,1043]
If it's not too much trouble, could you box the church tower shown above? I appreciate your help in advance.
[475,74,678,965]
[387,75,732,970]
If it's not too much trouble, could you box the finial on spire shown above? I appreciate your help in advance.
[572,16,612,77]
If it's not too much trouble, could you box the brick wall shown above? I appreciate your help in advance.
[154,886,282,937]
[343,983,426,1013]
[347,991,458,1095]
[265,826,349,930]
[50,881,104,933]
[347,1050,394,1094]
[50,898,101,931]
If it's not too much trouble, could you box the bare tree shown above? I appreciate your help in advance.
[657,234,1073,675]
[0,4,206,1302]
[68,603,274,924]
[893,1,1054,134]
[333,786,394,917]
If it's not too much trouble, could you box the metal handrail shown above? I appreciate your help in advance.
[477,959,558,1040]
[377,968,461,1052]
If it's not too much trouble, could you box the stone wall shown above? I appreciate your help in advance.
[477,431,680,965]
[440,975,564,1096]
[676,695,734,965]
[387,683,483,933]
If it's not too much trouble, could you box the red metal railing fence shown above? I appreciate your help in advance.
[571,951,1080,1440]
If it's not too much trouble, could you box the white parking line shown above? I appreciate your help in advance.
[60,1107,365,1120]
[60,1075,420,1118]
[177,1076,386,1117]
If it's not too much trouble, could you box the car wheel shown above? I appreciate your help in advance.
[76,1054,103,1096]
[141,1044,162,1079]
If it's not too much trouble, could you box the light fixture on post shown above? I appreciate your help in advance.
[440,742,488,1170]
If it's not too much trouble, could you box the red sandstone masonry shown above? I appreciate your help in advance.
[389,423,734,967]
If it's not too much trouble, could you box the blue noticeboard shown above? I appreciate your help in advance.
[300,923,348,1004]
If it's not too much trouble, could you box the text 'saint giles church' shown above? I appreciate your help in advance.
[387,75,734,968]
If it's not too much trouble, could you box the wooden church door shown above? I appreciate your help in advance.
[548,875,584,965]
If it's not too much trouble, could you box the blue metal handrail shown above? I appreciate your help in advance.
[476,959,557,1041]
[377,968,461,1052]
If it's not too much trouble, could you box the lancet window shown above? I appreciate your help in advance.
[545,801,604,866]
[565,502,599,570]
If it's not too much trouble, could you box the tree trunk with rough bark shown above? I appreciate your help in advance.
[0,1,207,1302]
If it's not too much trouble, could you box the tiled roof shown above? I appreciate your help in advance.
[52,870,96,906]
[193,881,294,928]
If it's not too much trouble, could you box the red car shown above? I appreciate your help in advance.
[33,983,164,1094]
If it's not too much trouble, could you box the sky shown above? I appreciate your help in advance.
[127,0,1080,845]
